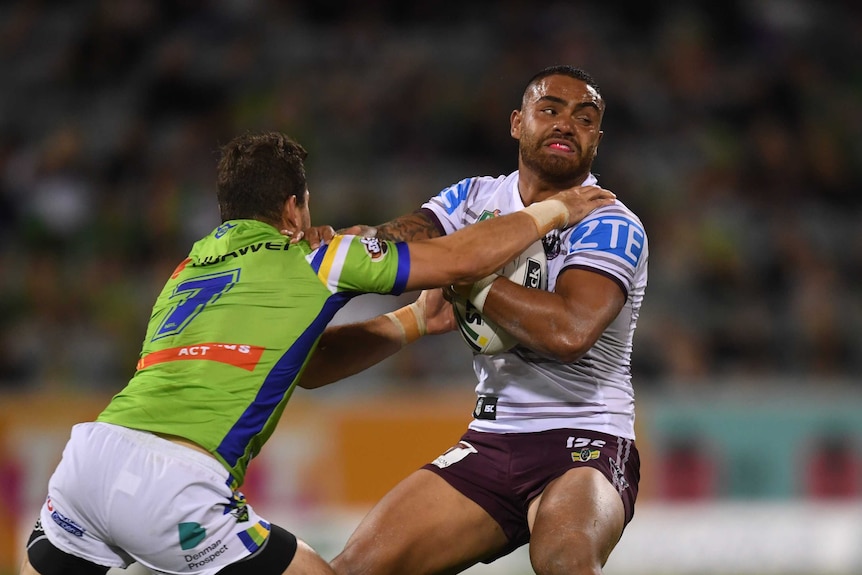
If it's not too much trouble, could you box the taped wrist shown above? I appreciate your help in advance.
[384,302,426,345]
[522,199,569,236]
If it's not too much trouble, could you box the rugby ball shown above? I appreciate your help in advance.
[453,239,547,354]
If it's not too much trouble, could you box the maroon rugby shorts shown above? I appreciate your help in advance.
[422,428,639,561]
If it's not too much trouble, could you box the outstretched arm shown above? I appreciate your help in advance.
[297,290,454,389]
[339,210,443,242]
[403,186,614,290]
[288,210,440,248]
[299,186,615,388]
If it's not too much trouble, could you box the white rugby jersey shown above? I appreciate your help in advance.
[422,171,648,439]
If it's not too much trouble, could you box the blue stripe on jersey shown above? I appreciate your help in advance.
[435,177,472,215]
[392,242,410,295]
[216,291,354,469]
[309,243,328,273]
[567,215,646,266]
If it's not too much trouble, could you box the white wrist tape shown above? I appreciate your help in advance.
[522,199,569,236]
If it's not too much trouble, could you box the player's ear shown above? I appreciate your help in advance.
[280,194,300,234]
[592,131,604,159]
[510,109,522,139]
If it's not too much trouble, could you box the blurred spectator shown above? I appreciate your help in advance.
[0,1,860,391]
[803,432,862,499]
[658,436,721,500]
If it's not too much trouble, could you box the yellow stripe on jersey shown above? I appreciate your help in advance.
[317,235,344,285]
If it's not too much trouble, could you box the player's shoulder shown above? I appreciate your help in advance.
[475,170,517,188]
[426,171,516,214]
[561,198,648,265]
[581,198,646,231]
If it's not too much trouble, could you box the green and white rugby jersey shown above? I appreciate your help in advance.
[98,219,409,487]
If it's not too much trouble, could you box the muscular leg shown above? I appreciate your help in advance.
[331,469,509,575]
[527,467,625,575]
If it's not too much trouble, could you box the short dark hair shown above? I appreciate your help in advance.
[216,132,308,223]
[522,65,602,104]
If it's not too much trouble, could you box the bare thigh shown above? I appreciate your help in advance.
[331,469,509,575]
[527,467,625,575]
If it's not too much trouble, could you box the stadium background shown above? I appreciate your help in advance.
[1,1,860,573]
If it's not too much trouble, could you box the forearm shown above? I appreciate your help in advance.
[374,211,442,242]
[479,281,583,360]
[478,270,624,362]
[405,203,566,290]
[297,305,424,389]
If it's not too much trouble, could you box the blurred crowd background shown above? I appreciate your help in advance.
[0,0,860,393]
[2,2,862,572]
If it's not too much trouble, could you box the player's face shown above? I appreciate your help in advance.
[511,75,604,185]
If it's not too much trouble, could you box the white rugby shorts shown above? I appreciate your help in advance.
[40,422,272,575]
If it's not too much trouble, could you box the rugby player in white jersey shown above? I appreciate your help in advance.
[303,65,648,575]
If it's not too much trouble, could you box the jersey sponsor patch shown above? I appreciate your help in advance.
[46,498,85,537]
[136,343,265,371]
[178,522,207,550]
[183,536,229,570]
[473,396,498,419]
[568,215,645,265]
[572,449,601,462]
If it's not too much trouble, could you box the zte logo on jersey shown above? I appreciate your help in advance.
[569,217,645,265]
[361,237,388,260]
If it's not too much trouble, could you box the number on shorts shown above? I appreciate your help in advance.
[566,436,606,449]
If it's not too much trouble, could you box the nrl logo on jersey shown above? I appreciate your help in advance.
[477,209,502,221]
[361,237,388,261]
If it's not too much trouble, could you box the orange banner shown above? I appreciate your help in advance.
[136,343,265,371]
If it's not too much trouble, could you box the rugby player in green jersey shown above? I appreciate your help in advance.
[20,131,614,575]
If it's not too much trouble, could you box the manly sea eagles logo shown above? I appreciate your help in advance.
[542,231,562,260]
